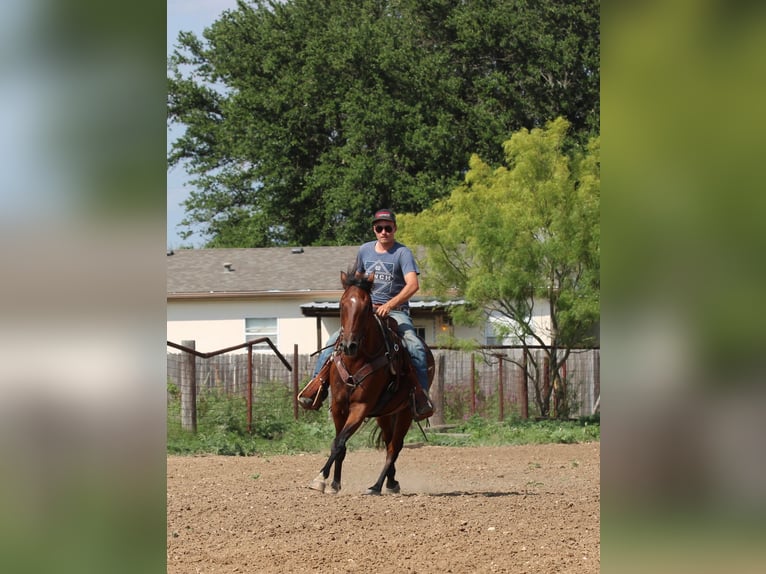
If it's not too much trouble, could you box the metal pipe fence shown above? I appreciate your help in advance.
[167,343,599,430]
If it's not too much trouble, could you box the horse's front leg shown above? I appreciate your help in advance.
[310,404,368,494]
[309,434,345,493]
[328,404,370,493]
[309,403,348,493]
[326,445,346,495]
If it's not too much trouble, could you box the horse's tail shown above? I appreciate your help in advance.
[369,424,382,449]
[369,423,387,450]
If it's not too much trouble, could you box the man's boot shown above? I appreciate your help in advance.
[297,359,331,410]
[412,384,434,421]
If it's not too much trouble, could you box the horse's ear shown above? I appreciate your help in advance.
[367,271,375,284]
[340,270,348,284]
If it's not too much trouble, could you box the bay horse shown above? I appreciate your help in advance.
[309,270,434,495]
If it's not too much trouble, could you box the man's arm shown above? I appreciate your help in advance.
[375,271,419,317]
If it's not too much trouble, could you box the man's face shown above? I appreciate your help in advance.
[373,221,396,241]
[372,219,396,239]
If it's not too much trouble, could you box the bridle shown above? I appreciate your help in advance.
[334,285,398,390]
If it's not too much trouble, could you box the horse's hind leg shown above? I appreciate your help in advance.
[364,416,393,495]
[385,462,400,494]
[385,412,412,493]
[365,413,410,495]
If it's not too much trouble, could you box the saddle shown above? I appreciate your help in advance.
[368,315,418,415]
[378,315,403,377]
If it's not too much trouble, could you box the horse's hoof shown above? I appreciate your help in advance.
[326,482,340,495]
[308,475,326,493]
[363,488,382,496]
[385,484,401,494]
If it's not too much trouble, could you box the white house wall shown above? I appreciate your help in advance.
[167,297,330,356]
[485,301,553,346]
[168,298,530,356]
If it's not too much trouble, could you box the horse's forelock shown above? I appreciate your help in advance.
[342,268,373,292]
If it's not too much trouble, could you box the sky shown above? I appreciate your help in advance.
[167,0,241,249]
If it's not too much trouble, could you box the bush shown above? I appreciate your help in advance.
[167,381,600,456]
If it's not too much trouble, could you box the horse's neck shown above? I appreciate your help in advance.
[360,311,385,357]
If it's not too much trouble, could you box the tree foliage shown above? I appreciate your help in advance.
[168,0,599,246]
[398,118,599,417]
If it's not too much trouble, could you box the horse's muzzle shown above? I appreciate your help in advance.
[340,339,359,357]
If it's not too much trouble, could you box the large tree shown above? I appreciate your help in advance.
[168,0,599,247]
[399,118,600,418]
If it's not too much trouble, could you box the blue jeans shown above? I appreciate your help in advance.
[312,310,429,390]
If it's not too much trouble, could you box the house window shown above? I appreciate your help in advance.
[415,326,427,341]
[245,318,278,351]
[485,313,521,346]
[485,322,504,346]
[484,313,522,347]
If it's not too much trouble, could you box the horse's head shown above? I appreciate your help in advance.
[338,270,375,357]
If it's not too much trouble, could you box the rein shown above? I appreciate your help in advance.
[333,352,389,389]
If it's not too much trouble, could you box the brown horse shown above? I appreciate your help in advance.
[309,270,434,495]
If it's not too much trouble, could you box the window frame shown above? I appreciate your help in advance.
[245,317,278,351]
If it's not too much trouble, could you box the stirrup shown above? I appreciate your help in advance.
[412,388,434,421]
[297,376,328,410]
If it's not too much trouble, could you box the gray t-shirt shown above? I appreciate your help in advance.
[355,241,419,307]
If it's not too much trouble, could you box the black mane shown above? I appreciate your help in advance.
[342,268,374,292]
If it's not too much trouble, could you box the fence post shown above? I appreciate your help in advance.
[543,356,551,418]
[559,360,568,417]
[593,349,600,415]
[247,344,253,433]
[470,353,476,416]
[431,353,445,426]
[498,355,504,422]
[293,344,299,420]
[520,350,529,420]
[180,340,197,433]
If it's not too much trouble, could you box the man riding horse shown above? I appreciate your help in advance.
[298,208,434,420]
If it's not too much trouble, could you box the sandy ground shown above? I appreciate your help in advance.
[167,443,600,573]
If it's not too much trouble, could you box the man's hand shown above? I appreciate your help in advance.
[374,303,393,317]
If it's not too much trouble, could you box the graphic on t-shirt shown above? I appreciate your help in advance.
[355,241,417,307]
[366,259,395,300]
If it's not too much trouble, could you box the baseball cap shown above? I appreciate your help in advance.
[372,209,396,224]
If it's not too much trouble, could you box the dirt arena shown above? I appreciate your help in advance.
[167,443,599,573]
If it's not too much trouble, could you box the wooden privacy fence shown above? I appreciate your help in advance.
[426,348,599,423]
[167,342,600,431]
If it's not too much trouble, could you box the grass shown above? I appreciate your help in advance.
[167,382,600,456]
[420,414,600,447]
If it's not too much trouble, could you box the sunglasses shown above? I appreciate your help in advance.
[374,225,394,233]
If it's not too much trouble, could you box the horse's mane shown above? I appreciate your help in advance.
[342,267,374,292]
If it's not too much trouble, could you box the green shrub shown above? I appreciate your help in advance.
[167,380,600,456]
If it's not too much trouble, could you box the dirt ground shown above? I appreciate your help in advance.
[167,442,600,573]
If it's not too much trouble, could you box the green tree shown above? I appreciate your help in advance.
[399,118,599,418]
[168,0,599,247]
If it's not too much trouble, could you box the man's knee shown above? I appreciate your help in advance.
[403,336,426,361]
[400,328,422,348]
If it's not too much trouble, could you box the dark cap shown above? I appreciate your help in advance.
[372,209,396,224]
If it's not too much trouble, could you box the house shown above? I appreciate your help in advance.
[166,247,477,357]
